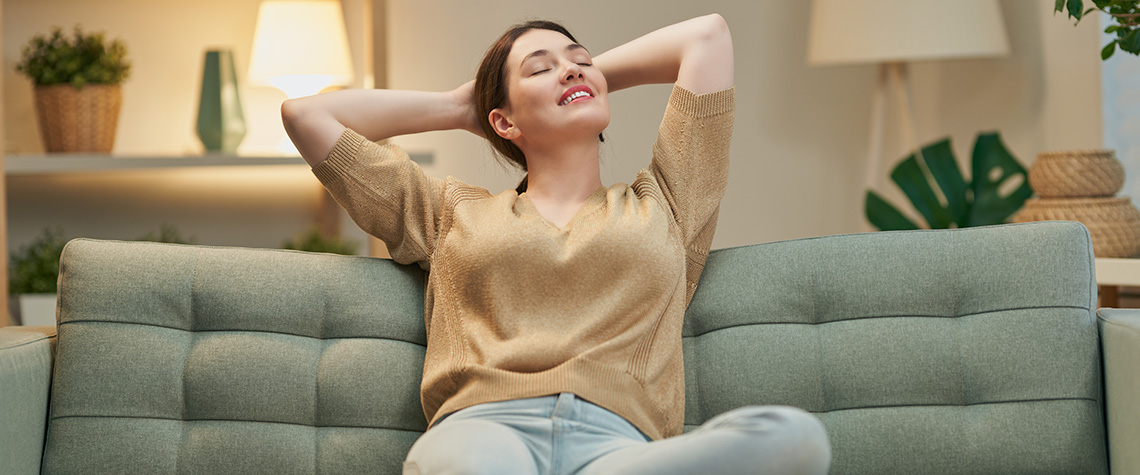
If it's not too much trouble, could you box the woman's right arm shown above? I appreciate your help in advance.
[281,81,481,167]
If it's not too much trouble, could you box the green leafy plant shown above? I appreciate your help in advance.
[136,223,196,245]
[281,226,359,255]
[1056,0,1140,59]
[10,227,69,295]
[16,25,131,88]
[866,132,1033,231]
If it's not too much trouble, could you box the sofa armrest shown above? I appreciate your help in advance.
[1098,309,1140,474]
[0,325,57,475]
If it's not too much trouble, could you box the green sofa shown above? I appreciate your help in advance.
[1,221,1135,474]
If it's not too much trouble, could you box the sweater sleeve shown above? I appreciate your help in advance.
[311,128,446,268]
[649,85,734,301]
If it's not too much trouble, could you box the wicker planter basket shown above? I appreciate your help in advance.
[1028,149,1124,198]
[33,84,122,153]
[1013,196,1140,257]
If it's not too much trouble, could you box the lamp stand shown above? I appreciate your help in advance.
[865,61,943,230]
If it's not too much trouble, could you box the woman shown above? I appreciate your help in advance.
[282,14,830,475]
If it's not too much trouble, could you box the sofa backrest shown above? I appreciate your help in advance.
[682,221,1106,473]
[46,240,430,474]
[47,221,1107,474]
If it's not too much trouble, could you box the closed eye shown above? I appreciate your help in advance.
[530,69,550,77]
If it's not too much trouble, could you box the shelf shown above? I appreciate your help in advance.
[2,154,307,175]
[3,150,433,175]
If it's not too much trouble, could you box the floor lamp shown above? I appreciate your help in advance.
[807,0,1009,227]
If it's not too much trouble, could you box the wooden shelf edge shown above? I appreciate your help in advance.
[2,154,308,175]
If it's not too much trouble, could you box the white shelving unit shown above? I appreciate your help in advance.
[3,154,307,175]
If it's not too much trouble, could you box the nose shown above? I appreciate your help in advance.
[562,61,584,82]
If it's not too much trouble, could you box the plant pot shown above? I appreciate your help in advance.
[33,83,122,153]
[8,293,58,326]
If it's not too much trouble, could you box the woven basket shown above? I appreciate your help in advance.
[1028,149,1124,198]
[33,84,122,153]
[1013,196,1140,257]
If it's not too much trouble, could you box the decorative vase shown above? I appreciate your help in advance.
[33,84,122,153]
[196,49,246,153]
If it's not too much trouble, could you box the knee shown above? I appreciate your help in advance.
[711,406,832,474]
[403,420,538,475]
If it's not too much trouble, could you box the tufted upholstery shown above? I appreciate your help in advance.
[683,221,1106,473]
[6,220,1113,474]
[44,240,429,473]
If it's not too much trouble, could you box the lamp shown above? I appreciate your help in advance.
[248,0,355,100]
[807,0,1009,224]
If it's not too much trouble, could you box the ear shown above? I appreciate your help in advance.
[489,108,521,140]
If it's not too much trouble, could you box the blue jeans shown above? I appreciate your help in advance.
[403,393,831,475]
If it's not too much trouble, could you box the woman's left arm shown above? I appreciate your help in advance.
[593,14,733,95]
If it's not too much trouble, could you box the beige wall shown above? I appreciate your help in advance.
[0,0,1105,253]
[385,0,1103,249]
[0,0,8,326]
[1,0,374,252]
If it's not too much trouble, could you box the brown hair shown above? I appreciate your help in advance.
[474,20,600,193]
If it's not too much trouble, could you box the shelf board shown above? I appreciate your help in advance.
[2,154,307,175]
[3,150,433,175]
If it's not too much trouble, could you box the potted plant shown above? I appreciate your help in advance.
[866,132,1033,230]
[282,226,359,255]
[16,25,131,153]
[9,227,68,326]
[1056,0,1140,59]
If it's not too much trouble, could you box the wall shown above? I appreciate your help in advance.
[0,0,1106,254]
[1,0,374,253]
[0,0,8,326]
[384,0,1103,249]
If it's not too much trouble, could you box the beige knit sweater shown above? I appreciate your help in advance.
[313,85,734,440]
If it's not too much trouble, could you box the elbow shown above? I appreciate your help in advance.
[280,98,305,131]
[698,14,732,49]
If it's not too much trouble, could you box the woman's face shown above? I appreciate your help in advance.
[494,28,610,147]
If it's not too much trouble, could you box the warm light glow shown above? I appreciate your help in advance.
[248,0,354,99]
[807,0,1009,65]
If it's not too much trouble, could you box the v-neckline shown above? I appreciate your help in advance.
[518,185,608,231]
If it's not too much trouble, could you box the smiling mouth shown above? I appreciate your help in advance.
[559,86,594,106]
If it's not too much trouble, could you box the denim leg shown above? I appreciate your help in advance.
[578,406,832,475]
[403,418,542,475]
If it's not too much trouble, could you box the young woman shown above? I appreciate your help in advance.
[282,14,831,475]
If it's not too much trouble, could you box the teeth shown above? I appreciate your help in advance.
[560,91,592,106]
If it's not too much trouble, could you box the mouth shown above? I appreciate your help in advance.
[558,85,595,106]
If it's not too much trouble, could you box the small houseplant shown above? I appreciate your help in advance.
[282,226,359,255]
[1055,0,1140,59]
[9,227,69,326]
[16,25,131,153]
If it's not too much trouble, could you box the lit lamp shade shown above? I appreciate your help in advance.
[248,0,355,99]
[807,0,1009,65]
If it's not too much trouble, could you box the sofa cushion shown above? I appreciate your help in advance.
[682,221,1106,473]
[44,240,428,474]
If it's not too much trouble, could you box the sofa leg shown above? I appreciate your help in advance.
[1100,285,1120,308]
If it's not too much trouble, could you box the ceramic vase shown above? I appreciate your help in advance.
[197,49,246,153]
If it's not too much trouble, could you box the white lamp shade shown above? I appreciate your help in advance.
[248,0,355,98]
[808,0,1010,65]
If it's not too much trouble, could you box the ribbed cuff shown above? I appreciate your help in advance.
[669,85,735,118]
[311,127,367,183]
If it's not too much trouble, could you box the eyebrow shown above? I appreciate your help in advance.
[520,43,589,68]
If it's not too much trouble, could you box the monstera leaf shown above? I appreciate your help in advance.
[866,132,1032,231]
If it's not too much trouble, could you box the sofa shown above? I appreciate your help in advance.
[1,221,1135,474]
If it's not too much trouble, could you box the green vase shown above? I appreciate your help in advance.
[196,49,246,153]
